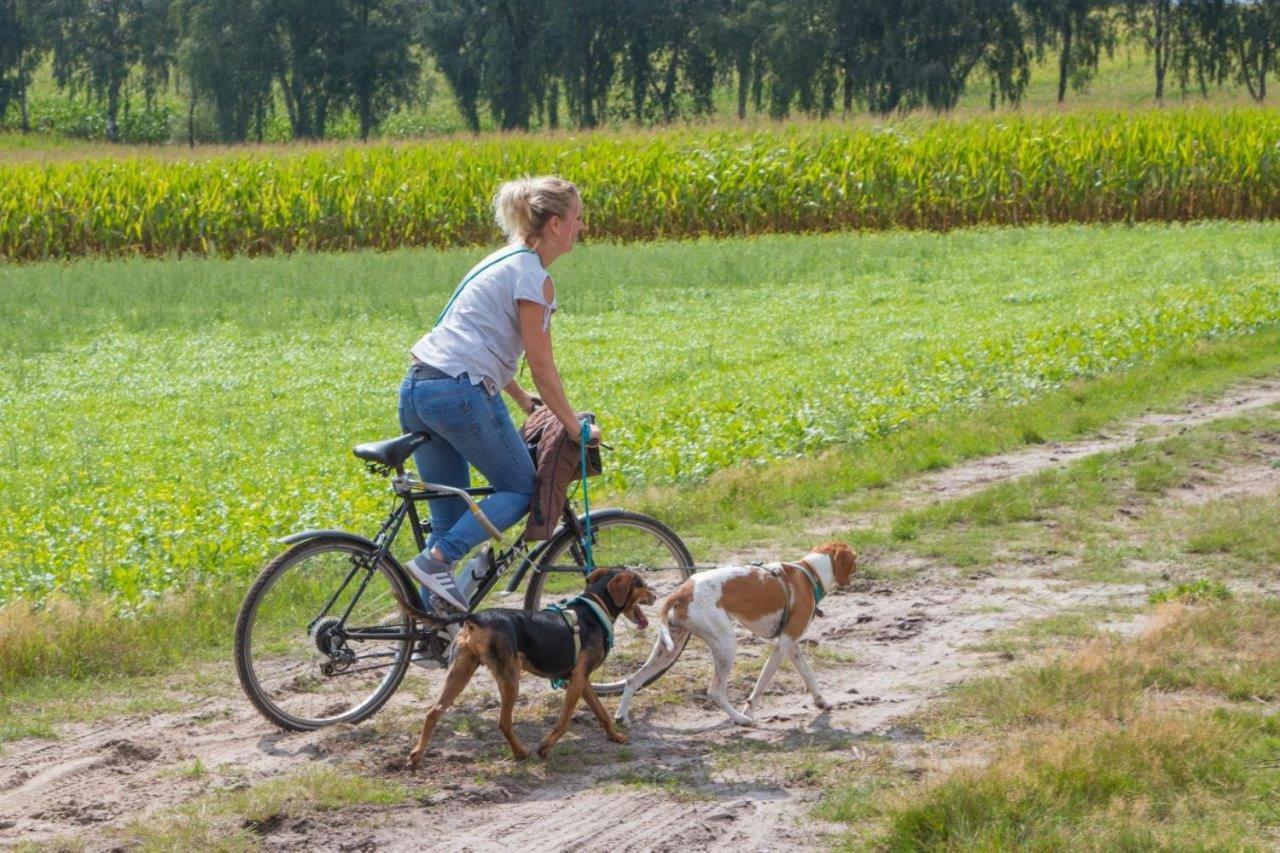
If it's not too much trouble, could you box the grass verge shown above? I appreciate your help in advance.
[111,765,414,851]
[820,600,1280,849]
[2,325,1279,702]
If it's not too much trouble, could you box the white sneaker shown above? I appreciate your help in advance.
[405,553,469,612]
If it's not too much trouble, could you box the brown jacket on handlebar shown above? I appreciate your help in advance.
[519,406,603,541]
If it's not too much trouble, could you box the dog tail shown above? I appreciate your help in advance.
[657,595,679,651]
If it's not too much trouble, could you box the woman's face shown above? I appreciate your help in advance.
[547,197,584,256]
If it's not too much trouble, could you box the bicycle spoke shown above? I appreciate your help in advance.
[237,539,414,729]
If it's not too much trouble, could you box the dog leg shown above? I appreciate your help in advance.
[703,626,754,727]
[615,626,689,726]
[743,638,790,720]
[491,657,529,760]
[536,671,586,759]
[406,646,480,773]
[787,643,831,710]
[581,683,628,744]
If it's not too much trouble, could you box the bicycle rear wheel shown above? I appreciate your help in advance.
[234,536,416,731]
[523,510,694,695]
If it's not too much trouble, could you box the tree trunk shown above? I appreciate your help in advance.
[187,88,195,147]
[737,50,751,119]
[1057,15,1072,103]
[631,42,648,124]
[279,72,300,137]
[359,91,372,140]
[106,80,121,142]
[549,82,559,129]
[1153,0,1168,102]
[659,46,679,122]
[18,77,28,132]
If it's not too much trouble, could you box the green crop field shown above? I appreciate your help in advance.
[2,108,1277,261]
[2,221,1278,607]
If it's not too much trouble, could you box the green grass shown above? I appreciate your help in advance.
[114,765,414,851]
[1,223,1279,687]
[822,600,1280,849]
[875,404,1280,577]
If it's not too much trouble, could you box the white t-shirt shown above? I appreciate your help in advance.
[410,246,556,389]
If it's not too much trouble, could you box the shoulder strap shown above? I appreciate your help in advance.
[434,246,536,327]
[544,602,581,690]
[765,564,792,640]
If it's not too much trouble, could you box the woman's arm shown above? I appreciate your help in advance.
[518,279,601,444]
[503,380,537,414]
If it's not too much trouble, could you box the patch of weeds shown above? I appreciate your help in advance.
[160,757,208,780]
[10,838,88,853]
[606,766,711,802]
[1150,578,1232,605]
[0,675,188,745]
[873,710,1280,851]
[190,708,233,725]
[1132,455,1184,493]
[962,606,1134,658]
[117,766,414,850]
[1072,541,1153,583]
[825,599,1280,849]
[889,515,918,542]
[1181,496,1280,566]
[806,643,859,667]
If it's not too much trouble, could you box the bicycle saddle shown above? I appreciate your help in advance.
[352,433,430,469]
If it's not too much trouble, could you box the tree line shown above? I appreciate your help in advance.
[0,0,1275,143]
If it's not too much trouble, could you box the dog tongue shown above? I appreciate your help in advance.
[634,607,649,629]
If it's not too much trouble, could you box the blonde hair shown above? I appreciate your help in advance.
[493,176,579,243]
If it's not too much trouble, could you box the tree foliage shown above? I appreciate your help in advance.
[3,0,1277,141]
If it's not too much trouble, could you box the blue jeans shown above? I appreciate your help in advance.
[397,370,536,563]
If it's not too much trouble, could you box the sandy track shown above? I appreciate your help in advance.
[2,379,1277,850]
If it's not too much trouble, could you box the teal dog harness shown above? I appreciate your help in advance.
[543,594,614,689]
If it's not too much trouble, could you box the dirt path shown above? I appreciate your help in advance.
[2,379,1277,851]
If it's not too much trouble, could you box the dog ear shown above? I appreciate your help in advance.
[584,567,610,587]
[606,571,633,609]
[815,541,857,582]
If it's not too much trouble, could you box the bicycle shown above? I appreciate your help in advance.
[234,430,694,731]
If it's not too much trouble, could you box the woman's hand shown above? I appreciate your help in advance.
[503,381,541,414]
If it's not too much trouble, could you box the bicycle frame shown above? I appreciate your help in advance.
[313,469,590,646]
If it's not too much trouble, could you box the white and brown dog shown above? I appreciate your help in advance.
[615,542,857,727]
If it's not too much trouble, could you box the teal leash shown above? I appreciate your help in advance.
[544,420,601,690]
[434,247,535,326]
[578,418,595,574]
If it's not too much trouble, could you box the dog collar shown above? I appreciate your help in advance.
[793,559,826,604]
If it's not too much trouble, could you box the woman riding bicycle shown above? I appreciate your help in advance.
[399,175,600,615]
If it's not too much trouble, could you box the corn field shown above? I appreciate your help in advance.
[3,108,1278,261]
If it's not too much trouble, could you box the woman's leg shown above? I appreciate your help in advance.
[399,374,477,611]
[399,376,469,553]
[431,386,536,561]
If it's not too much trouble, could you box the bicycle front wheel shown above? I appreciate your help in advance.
[524,510,694,695]
[234,536,416,731]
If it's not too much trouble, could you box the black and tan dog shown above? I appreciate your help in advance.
[405,567,656,771]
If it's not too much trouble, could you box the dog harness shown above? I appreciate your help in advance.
[543,594,613,689]
[764,559,827,639]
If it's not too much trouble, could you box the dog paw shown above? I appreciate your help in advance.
[536,743,552,760]
[511,746,530,761]
[608,731,629,744]
[404,758,420,775]
[733,715,758,728]
[815,697,832,711]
